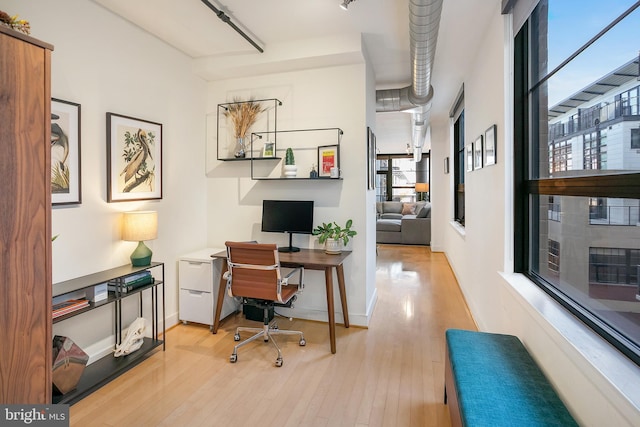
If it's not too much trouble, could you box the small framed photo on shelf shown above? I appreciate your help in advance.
[473,135,483,170]
[466,144,474,172]
[262,141,275,157]
[318,144,339,177]
[484,124,497,166]
[51,98,82,205]
[107,112,162,202]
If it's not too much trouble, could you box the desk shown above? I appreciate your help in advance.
[211,248,351,354]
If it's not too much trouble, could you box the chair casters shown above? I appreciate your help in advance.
[299,338,306,346]
[234,333,240,341]
[275,357,283,367]
[230,354,237,363]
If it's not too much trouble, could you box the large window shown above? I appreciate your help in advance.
[376,154,430,202]
[515,0,640,365]
[549,140,572,173]
[632,128,640,149]
[454,110,465,225]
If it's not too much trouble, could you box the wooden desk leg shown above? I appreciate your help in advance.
[212,260,228,334]
[336,263,349,328]
[324,266,337,354]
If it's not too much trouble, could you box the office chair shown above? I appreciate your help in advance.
[224,241,306,367]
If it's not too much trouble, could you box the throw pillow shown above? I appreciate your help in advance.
[402,203,416,215]
[417,203,431,218]
[383,201,403,214]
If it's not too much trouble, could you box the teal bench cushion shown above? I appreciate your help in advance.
[446,329,578,427]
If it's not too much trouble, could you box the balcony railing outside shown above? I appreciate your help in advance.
[549,93,639,140]
[589,205,640,225]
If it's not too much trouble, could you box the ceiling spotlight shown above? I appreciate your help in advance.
[340,0,355,10]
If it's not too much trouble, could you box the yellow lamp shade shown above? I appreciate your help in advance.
[415,182,429,193]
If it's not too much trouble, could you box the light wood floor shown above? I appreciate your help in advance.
[70,245,476,426]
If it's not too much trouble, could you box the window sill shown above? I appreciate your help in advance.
[500,272,640,421]
[449,220,466,238]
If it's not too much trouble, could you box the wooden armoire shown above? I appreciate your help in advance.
[0,25,53,404]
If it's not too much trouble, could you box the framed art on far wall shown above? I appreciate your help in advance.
[466,144,474,172]
[107,112,162,202]
[367,127,376,189]
[473,135,483,170]
[51,98,81,205]
[484,124,497,166]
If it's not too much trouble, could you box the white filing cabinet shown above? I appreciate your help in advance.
[179,248,238,330]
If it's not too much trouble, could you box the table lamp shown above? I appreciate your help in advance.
[415,182,429,201]
[122,211,158,266]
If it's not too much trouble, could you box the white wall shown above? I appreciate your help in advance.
[205,60,376,326]
[4,0,208,359]
[433,6,640,426]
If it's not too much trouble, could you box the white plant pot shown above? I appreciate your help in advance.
[324,238,342,254]
[283,164,297,178]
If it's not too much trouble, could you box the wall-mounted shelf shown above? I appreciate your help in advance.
[254,177,344,181]
[216,98,281,161]
[250,127,343,180]
[218,157,281,162]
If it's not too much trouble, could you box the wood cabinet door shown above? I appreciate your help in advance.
[0,27,53,404]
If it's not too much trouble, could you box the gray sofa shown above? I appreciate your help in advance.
[376,201,431,245]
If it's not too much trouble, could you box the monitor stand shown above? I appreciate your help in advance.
[278,232,301,253]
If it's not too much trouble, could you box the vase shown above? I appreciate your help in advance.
[283,164,297,178]
[234,137,246,158]
[324,238,342,254]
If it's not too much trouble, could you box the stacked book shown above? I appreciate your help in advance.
[53,299,90,319]
[108,270,154,293]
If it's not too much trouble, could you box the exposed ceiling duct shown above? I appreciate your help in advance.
[376,0,443,161]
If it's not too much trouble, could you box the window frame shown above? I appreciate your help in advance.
[632,128,640,149]
[514,2,640,366]
[376,153,430,202]
[449,96,467,227]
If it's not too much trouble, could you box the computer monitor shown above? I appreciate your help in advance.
[261,200,314,252]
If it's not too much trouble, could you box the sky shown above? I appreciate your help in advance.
[545,0,639,106]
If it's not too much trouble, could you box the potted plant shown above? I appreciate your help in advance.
[283,147,297,178]
[312,219,357,254]
[223,99,264,158]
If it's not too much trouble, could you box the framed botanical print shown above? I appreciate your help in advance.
[51,98,81,205]
[107,113,162,202]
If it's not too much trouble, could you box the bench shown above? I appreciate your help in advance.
[444,329,578,427]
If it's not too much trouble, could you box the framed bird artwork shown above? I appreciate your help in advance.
[107,112,162,202]
[51,98,81,205]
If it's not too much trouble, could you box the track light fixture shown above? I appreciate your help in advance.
[201,0,264,53]
[340,0,356,11]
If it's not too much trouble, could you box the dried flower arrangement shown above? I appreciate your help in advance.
[223,99,265,139]
[0,11,30,35]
